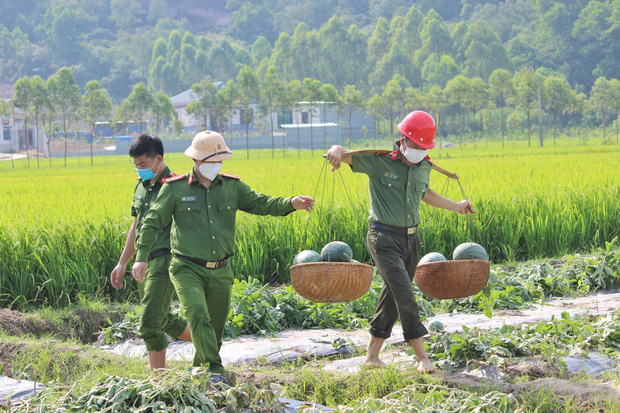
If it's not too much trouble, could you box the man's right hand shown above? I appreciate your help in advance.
[325,145,344,171]
[132,261,148,283]
[110,264,127,290]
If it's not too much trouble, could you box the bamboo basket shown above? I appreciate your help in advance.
[290,262,373,303]
[414,259,490,299]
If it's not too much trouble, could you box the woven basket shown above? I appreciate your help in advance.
[414,259,490,299]
[290,262,373,303]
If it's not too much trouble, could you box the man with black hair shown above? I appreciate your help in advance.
[110,134,192,370]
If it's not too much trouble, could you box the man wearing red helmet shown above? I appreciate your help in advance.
[326,110,475,373]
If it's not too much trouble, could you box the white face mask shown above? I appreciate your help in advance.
[198,162,222,180]
[402,144,428,164]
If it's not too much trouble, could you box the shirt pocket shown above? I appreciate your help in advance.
[218,200,237,226]
[380,176,402,189]
[415,181,428,193]
[174,202,203,226]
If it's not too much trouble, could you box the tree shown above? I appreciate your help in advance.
[147,0,168,23]
[118,83,154,135]
[589,77,612,140]
[444,75,471,148]
[382,76,407,135]
[152,92,176,135]
[422,54,460,89]
[511,67,537,146]
[342,85,364,149]
[462,20,512,79]
[422,85,446,147]
[30,76,48,168]
[287,79,305,156]
[489,68,514,148]
[82,81,112,166]
[319,84,340,150]
[404,87,421,113]
[46,67,81,166]
[569,92,588,145]
[217,80,241,143]
[12,76,33,167]
[543,76,573,146]
[366,94,385,147]
[270,33,295,82]
[465,77,489,145]
[186,79,219,130]
[303,78,322,156]
[261,66,286,157]
[109,0,143,31]
[609,78,620,143]
[237,66,260,158]
[367,17,390,68]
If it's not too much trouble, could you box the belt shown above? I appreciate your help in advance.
[174,254,229,269]
[149,248,171,260]
[370,222,417,235]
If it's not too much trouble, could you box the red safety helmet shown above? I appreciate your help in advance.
[397,111,436,149]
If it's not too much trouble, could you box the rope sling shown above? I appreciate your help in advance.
[290,150,489,302]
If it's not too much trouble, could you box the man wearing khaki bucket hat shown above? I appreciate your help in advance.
[131,130,314,382]
[326,111,475,373]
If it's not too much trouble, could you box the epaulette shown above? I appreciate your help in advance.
[424,155,434,165]
[221,173,240,180]
[160,171,177,185]
[390,150,399,160]
[165,173,187,183]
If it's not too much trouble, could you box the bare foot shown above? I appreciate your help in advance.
[417,358,435,373]
[363,357,387,368]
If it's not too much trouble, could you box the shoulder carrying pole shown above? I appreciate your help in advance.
[342,149,459,180]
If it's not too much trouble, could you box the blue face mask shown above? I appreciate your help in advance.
[136,159,159,180]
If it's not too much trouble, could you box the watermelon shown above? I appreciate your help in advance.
[428,320,444,332]
[292,250,322,265]
[452,242,488,261]
[321,241,353,262]
[418,252,446,265]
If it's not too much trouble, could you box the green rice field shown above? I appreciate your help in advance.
[1,138,618,309]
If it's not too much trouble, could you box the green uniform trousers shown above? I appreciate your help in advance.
[168,256,234,374]
[138,254,188,351]
[366,228,428,341]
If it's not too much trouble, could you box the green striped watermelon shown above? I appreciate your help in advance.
[418,252,446,265]
[292,250,322,265]
[321,241,353,262]
[452,242,488,261]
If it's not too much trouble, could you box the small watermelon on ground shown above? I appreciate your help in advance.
[292,250,322,265]
[418,252,446,265]
[452,242,488,261]
[321,241,353,262]
[428,320,444,332]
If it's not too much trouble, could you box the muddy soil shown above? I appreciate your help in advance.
[0,306,128,344]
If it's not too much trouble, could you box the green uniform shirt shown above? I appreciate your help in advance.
[131,166,175,254]
[351,151,431,228]
[135,168,295,263]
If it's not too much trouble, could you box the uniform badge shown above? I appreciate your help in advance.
[134,194,143,200]
[181,196,197,201]
[215,143,223,151]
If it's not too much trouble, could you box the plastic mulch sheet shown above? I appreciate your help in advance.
[0,376,44,406]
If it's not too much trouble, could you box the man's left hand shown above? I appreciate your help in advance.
[291,196,315,212]
[457,200,476,214]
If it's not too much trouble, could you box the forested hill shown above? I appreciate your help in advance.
[1,0,618,101]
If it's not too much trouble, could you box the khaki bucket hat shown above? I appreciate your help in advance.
[185,130,233,161]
